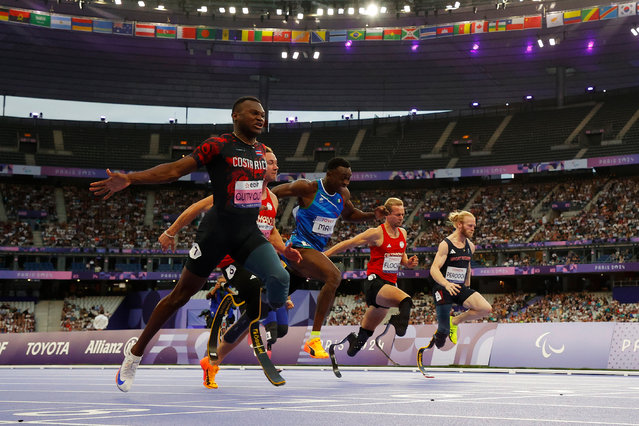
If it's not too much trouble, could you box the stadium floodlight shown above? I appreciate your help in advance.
[114,0,122,4]
[380,6,387,13]
[524,95,534,101]
[537,38,544,48]
[359,7,366,14]
[585,86,595,93]
[347,7,355,14]
[292,51,300,59]
[276,8,282,15]
[297,12,303,19]
[337,8,344,14]
[281,51,288,59]
[155,4,165,10]
[632,27,638,36]
[403,5,410,12]
[317,8,323,15]
[197,5,207,12]
[229,6,236,14]
[313,50,320,59]
[368,4,378,15]
[242,7,249,14]
[138,1,145,7]
[549,37,556,46]
[327,8,334,15]
[470,101,480,109]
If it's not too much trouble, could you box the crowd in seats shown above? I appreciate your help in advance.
[60,296,122,331]
[152,187,208,250]
[0,302,36,333]
[0,183,57,221]
[504,292,638,322]
[0,221,33,246]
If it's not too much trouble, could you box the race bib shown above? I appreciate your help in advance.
[445,266,467,284]
[257,221,274,238]
[382,254,402,273]
[233,180,263,208]
[311,216,337,236]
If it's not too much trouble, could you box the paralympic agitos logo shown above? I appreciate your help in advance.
[535,332,565,358]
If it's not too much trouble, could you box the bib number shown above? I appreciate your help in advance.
[445,266,467,284]
[382,254,402,273]
[311,216,337,236]
[234,180,263,208]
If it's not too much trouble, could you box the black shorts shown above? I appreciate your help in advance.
[185,208,268,278]
[221,262,260,300]
[363,274,394,308]
[431,280,476,306]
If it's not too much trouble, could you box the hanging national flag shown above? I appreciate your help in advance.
[563,10,581,25]
[228,29,240,40]
[619,2,636,16]
[241,29,255,41]
[523,15,542,29]
[256,30,273,42]
[599,5,618,20]
[505,17,524,30]
[453,22,471,35]
[156,25,176,38]
[0,8,8,21]
[273,29,292,42]
[437,25,454,36]
[329,29,346,42]
[196,27,215,39]
[113,22,133,35]
[310,30,327,43]
[470,21,487,33]
[292,30,310,43]
[419,26,437,39]
[72,17,93,32]
[30,13,50,27]
[383,28,401,40]
[546,12,564,28]
[348,29,365,40]
[50,15,71,30]
[364,28,382,40]
[401,27,418,40]
[488,20,506,32]
[581,7,599,22]
[135,23,155,37]
[93,20,113,34]
[177,26,196,39]
[9,9,30,23]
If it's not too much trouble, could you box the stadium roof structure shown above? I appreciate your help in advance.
[1,0,638,113]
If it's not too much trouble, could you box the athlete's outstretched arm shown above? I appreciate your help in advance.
[90,156,198,200]
[323,227,381,257]
[159,195,214,251]
[340,199,387,223]
[430,241,461,295]
[271,179,316,199]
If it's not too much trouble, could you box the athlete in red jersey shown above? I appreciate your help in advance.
[324,197,418,356]
[91,97,291,393]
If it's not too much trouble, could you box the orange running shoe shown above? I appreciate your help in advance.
[304,337,329,359]
[199,356,219,389]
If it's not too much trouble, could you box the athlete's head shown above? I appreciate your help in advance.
[231,96,265,137]
[449,210,475,239]
[384,198,405,228]
[324,157,352,191]
[263,146,278,184]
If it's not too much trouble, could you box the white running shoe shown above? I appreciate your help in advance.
[116,349,141,392]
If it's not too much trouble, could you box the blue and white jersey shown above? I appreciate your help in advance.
[289,179,344,251]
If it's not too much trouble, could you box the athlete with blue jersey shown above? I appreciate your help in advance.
[272,158,386,358]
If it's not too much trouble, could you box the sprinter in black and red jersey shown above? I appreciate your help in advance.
[90,97,290,392]
[324,197,419,356]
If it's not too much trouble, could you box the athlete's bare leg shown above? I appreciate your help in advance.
[287,248,341,332]
[212,329,250,366]
[452,292,492,325]
[131,268,207,356]
[361,306,388,331]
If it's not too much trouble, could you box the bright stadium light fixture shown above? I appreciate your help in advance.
[380,6,387,13]
[337,7,344,14]
[359,7,366,14]
[242,7,249,14]
[229,6,236,14]
[292,51,299,59]
[276,8,282,15]
[281,51,288,59]
[196,5,207,12]
[219,7,225,12]
[313,50,320,59]
[403,5,410,12]
[138,1,145,7]
[317,8,323,15]
[347,7,355,14]
[549,37,556,46]
[327,8,334,15]
[632,27,639,36]
[297,12,303,19]
[537,38,544,48]
[114,0,122,4]
[155,4,165,10]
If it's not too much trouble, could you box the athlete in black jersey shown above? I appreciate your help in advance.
[427,210,492,349]
[90,96,290,392]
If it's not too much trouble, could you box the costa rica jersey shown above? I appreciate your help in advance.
[191,133,267,215]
